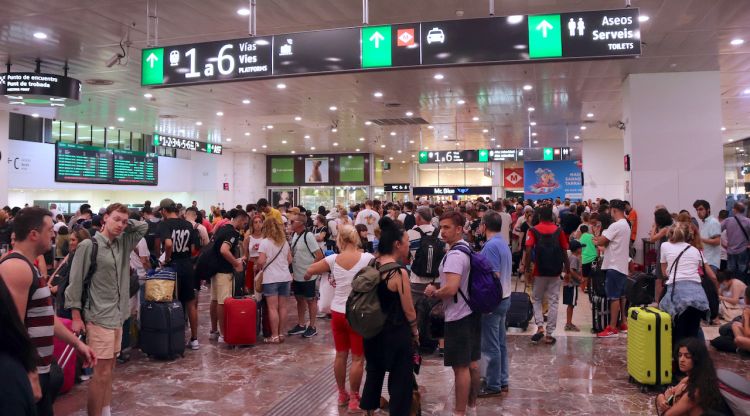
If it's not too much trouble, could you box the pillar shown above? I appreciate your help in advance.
[582,138,625,201]
[623,72,724,248]
[0,110,9,206]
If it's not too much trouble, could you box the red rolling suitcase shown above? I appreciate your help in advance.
[53,317,77,394]
[224,297,257,345]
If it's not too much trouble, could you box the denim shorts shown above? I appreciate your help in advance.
[263,281,291,297]
[605,269,627,300]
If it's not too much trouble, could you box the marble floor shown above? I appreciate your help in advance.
[55,284,750,416]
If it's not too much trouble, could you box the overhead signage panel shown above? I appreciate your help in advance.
[419,148,569,163]
[153,134,223,155]
[418,150,480,164]
[413,186,493,196]
[384,183,411,192]
[112,149,158,186]
[1,72,81,106]
[489,149,518,161]
[142,8,640,87]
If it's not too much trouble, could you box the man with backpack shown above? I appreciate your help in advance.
[523,206,570,345]
[425,211,482,416]
[288,213,324,338]
[399,201,417,230]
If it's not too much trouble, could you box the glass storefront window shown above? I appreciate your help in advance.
[91,126,105,147]
[300,187,335,211]
[77,124,92,145]
[59,122,76,144]
[372,187,385,202]
[121,131,132,150]
[335,186,369,209]
[106,128,120,148]
[132,133,143,152]
[49,120,62,143]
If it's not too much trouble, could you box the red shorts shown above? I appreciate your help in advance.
[331,311,364,355]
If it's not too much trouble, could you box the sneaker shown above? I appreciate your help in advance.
[288,324,307,335]
[477,388,503,398]
[338,390,350,407]
[565,323,580,332]
[348,394,362,413]
[466,406,478,416]
[218,335,225,344]
[619,323,628,333]
[79,373,91,381]
[209,330,220,341]
[188,339,200,350]
[500,385,509,393]
[316,312,327,319]
[438,347,445,357]
[596,326,619,338]
[531,332,545,344]
[302,326,318,338]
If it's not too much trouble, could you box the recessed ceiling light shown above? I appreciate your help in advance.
[262,144,268,148]
[389,157,394,160]
[276,83,286,89]
[587,112,594,118]
[252,148,257,152]
[226,138,232,142]
[730,38,744,46]
[743,88,750,95]
[333,142,339,146]
[580,125,587,130]
[355,148,360,152]
[195,121,203,126]
[365,121,372,126]
[434,73,444,80]
[329,106,337,111]
[311,146,316,150]
[129,106,137,111]
[31,113,39,118]
[304,135,311,139]
[728,139,734,142]
[390,131,397,136]
[405,111,414,117]
[216,111,224,116]
[397,150,402,154]
[482,129,489,133]
[267,125,274,129]
[242,98,251,104]
[331,128,338,133]
[527,107,535,112]
[574,135,580,139]
[243,132,250,136]
[373,91,383,98]
[457,99,466,105]
[291,150,296,154]
[33,32,47,39]
[427,125,434,129]
[721,127,727,131]
[401,161,406,164]
[533,140,539,144]
[411,154,415,158]
[409,140,415,144]
[638,15,650,22]
[237,8,250,16]
[281,140,288,144]
[108,126,115,130]
[532,132,538,136]
[472,116,480,121]
[381,144,387,148]
[424,146,429,150]
[507,15,524,24]
[143,93,153,99]
[359,137,365,141]
[530,121,537,126]
[117,117,125,122]
[522,84,533,91]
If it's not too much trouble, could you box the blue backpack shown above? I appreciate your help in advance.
[451,243,502,313]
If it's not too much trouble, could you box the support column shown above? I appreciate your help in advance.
[582,138,624,201]
[623,72,724,245]
[0,111,9,206]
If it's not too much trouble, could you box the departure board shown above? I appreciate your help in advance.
[112,149,158,186]
[55,143,112,184]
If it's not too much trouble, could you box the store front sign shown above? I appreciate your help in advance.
[153,134,223,154]
[270,157,295,184]
[142,8,640,87]
[384,183,411,192]
[1,72,81,106]
[339,155,365,182]
[504,168,524,188]
[413,186,493,196]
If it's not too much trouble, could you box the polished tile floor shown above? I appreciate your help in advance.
[55,284,750,416]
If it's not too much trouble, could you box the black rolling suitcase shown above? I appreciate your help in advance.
[506,279,533,330]
[140,300,185,359]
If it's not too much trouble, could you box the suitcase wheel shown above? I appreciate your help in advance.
[640,385,649,393]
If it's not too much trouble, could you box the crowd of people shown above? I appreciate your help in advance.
[0,194,748,416]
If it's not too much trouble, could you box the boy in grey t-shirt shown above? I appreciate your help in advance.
[564,240,585,332]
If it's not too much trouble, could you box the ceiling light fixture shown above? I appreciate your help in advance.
[580,125,587,130]
[743,88,750,95]
[242,98,251,104]
[443,135,449,139]
[532,132,537,136]
[143,93,153,99]
[291,150,296,154]
[405,111,414,117]
[365,121,372,126]
[482,129,489,133]
[267,125,274,129]
[244,132,250,136]
[304,135,311,139]
[409,140,415,144]
[33,32,48,39]
[311,146,316,150]
[129,106,137,112]
[411,154,415,158]
[390,131,396,136]
[195,121,203,126]
[389,157,394,160]
[216,111,224,116]
[574,135,580,139]
[333,142,339,146]
[397,150,402,154]
[355,148,360,152]
[424,146,429,150]
[31,113,39,118]
[359,137,365,141]
[434,73,444,80]
[226,138,232,142]
[252,148,257,152]
[281,140,287,144]
[331,128,338,132]
[329,105,337,111]
[276,83,286,89]
[527,106,535,112]
[522,84,533,91]
[533,140,539,144]
[262,144,267,148]
[507,15,524,24]
[730,38,745,46]
[638,15,650,22]
[373,91,383,98]
[586,112,594,118]
[530,121,537,126]
[721,127,727,131]
[108,126,115,130]
[117,117,125,122]
[381,144,386,148]
[237,8,250,16]
[427,125,434,129]
[490,137,496,141]
[472,116,479,121]
[457,99,466,105]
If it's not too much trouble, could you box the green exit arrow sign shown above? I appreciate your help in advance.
[543,147,554,160]
[418,151,429,164]
[362,26,392,68]
[141,48,164,86]
[528,14,562,59]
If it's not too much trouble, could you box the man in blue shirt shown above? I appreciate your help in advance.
[477,210,513,397]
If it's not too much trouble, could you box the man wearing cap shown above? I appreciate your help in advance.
[157,198,200,350]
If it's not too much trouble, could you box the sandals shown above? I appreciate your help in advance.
[264,336,281,344]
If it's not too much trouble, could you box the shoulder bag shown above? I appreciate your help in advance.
[254,243,285,293]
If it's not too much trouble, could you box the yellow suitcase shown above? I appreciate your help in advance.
[627,306,672,388]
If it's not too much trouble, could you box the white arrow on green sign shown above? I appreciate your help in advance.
[141,48,164,86]
[528,14,562,59]
[362,26,392,68]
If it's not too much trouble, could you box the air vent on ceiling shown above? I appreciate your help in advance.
[384,102,401,108]
[84,79,114,85]
[159,114,179,119]
[369,117,429,126]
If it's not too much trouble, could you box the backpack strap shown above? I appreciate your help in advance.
[449,243,472,304]
[668,245,691,302]
[80,239,99,313]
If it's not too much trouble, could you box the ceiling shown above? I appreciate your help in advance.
[1,0,750,162]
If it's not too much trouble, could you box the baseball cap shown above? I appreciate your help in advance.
[569,240,586,251]
[159,198,177,211]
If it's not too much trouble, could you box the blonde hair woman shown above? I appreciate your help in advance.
[304,225,375,412]
[256,217,292,343]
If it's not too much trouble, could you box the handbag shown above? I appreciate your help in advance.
[145,267,177,302]
[254,243,284,293]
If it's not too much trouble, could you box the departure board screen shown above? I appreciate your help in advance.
[112,149,158,186]
[55,143,112,184]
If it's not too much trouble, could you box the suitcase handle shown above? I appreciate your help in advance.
[58,334,84,369]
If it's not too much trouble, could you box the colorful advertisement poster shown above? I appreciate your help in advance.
[503,168,524,188]
[305,157,330,183]
[339,155,365,182]
[270,157,295,184]
[523,160,582,200]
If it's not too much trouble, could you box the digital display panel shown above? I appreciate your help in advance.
[153,134,223,154]
[112,149,158,186]
[55,143,112,184]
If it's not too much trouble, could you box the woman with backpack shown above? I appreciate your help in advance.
[49,228,91,319]
[359,217,418,416]
[304,225,375,413]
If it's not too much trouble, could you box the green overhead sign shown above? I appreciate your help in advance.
[543,147,554,160]
[361,26,392,68]
[141,48,164,86]
[528,14,563,59]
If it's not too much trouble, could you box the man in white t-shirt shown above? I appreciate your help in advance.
[354,200,380,242]
[594,199,631,338]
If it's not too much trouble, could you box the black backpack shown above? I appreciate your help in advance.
[410,228,445,278]
[530,227,565,276]
[403,212,416,230]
